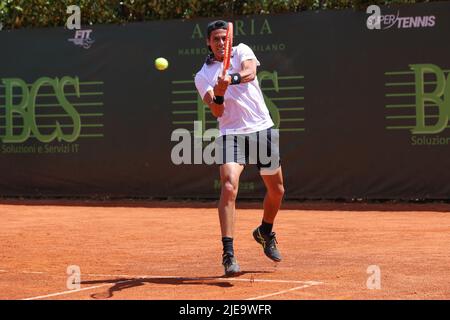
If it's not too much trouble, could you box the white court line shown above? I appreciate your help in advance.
[246,282,322,300]
[17,271,323,300]
[216,278,322,285]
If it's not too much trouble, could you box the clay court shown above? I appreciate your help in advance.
[0,200,449,300]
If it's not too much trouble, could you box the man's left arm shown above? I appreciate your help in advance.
[236,59,257,83]
[217,58,257,88]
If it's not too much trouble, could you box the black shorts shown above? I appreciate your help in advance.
[215,127,281,175]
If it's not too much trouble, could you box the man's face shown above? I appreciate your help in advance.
[207,28,227,61]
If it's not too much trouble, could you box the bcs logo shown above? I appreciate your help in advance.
[0,77,81,143]
[366,5,436,30]
[410,64,450,134]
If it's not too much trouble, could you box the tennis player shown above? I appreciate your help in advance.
[194,20,285,276]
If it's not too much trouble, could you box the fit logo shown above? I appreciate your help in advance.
[66,5,95,49]
[410,64,450,134]
[366,265,381,290]
[66,265,81,290]
[1,77,81,143]
[68,29,95,49]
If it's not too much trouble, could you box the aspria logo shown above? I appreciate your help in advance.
[366,5,436,30]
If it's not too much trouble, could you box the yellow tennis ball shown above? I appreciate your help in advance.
[155,57,169,71]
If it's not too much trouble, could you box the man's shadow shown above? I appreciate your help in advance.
[82,271,272,299]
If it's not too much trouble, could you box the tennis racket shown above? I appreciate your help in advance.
[222,22,233,77]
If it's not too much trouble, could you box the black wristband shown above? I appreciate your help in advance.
[213,95,224,105]
[230,73,241,85]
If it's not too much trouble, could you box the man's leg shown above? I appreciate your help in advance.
[219,162,244,275]
[253,167,285,262]
[261,166,285,224]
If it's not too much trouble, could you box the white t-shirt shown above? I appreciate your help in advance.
[194,43,274,136]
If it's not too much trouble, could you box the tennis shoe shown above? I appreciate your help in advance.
[253,227,282,262]
[222,252,240,276]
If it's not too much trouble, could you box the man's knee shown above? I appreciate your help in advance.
[269,184,285,199]
[221,177,239,201]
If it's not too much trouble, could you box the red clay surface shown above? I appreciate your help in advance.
[0,200,449,300]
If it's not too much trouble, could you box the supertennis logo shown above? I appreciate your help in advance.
[0,76,104,153]
[384,64,450,146]
[366,5,436,30]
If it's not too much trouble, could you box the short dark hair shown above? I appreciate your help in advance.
[206,20,228,39]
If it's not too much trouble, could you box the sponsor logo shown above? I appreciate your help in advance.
[0,76,104,153]
[191,19,273,39]
[179,18,285,56]
[367,5,436,30]
[385,64,450,146]
[68,29,95,49]
[66,5,95,49]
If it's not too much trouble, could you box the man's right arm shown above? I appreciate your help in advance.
[203,90,224,118]
[195,72,228,118]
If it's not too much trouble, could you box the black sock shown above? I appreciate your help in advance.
[260,220,273,235]
[222,237,234,255]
